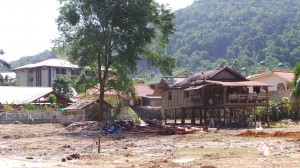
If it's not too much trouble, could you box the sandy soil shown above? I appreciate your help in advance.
[1,122,300,168]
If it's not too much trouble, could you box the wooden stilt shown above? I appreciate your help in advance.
[224,108,228,127]
[191,108,195,125]
[200,108,203,125]
[204,109,207,126]
[181,108,185,125]
[174,109,177,125]
[254,107,257,126]
[266,105,270,127]
[164,109,167,124]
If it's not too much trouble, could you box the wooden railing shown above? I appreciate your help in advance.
[227,94,269,105]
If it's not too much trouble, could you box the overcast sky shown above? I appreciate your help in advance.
[0,0,194,62]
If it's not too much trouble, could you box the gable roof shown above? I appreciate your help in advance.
[146,70,190,85]
[247,70,294,83]
[13,59,79,70]
[0,86,72,104]
[176,67,247,87]
[135,83,154,97]
[63,99,113,111]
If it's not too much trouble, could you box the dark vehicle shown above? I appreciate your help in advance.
[100,122,124,136]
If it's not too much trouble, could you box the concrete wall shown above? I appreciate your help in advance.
[0,110,61,124]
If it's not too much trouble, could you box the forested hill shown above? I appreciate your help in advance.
[168,0,300,74]
[0,50,57,72]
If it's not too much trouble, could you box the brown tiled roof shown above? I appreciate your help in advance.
[175,67,247,87]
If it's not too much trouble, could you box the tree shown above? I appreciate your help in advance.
[52,76,72,97]
[56,0,176,121]
[292,62,300,120]
[0,74,16,86]
[0,49,11,69]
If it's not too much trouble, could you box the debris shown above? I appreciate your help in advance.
[258,141,271,156]
[26,157,33,159]
[69,153,80,159]
[65,121,101,131]
[255,126,263,131]
[61,158,66,162]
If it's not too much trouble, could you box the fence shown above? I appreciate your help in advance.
[0,110,61,124]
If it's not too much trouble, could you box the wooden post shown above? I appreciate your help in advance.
[203,109,207,126]
[254,107,257,126]
[181,108,185,125]
[224,108,228,127]
[174,109,177,125]
[200,108,203,125]
[164,109,167,124]
[266,106,270,127]
[98,137,101,153]
[191,108,195,125]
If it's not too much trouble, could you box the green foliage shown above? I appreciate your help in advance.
[292,62,300,120]
[21,103,38,110]
[56,0,176,121]
[3,102,13,111]
[0,49,11,69]
[128,108,140,123]
[167,0,299,72]
[0,50,56,72]
[52,76,72,97]
[48,94,57,104]
[0,74,16,86]
[71,71,98,93]
[256,101,288,122]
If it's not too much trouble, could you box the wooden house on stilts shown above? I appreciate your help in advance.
[154,67,271,127]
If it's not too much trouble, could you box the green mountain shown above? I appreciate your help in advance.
[168,0,300,74]
[0,50,57,72]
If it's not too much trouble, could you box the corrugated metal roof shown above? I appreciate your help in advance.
[0,86,53,104]
[205,80,271,87]
[14,59,79,70]
[64,99,96,110]
[135,83,154,97]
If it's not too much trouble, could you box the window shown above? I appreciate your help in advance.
[168,91,172,100]
[56,68,67,75]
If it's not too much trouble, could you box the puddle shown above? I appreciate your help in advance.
[172,157,196,163]
[176,147,259,156]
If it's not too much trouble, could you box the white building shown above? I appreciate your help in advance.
[14,59,82,87]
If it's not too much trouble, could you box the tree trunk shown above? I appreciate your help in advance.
[295,102,299,121]
[98,87,105,121]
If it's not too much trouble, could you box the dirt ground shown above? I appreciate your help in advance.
[1,122,300,168]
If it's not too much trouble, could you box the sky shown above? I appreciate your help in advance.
[0,0,194,62]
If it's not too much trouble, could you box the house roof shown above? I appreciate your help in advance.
[247,70,294,83]
[135,83,154,97]
[13,59,79,70]
[146,70,190,85]
[0,87,51,104]
[176,67,247,87]
[63,99,113,112]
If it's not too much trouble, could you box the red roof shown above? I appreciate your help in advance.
[135,83,154,97]
[272,71,294,82]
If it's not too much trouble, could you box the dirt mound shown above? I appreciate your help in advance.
[65,121,101,131]
[238,130,300,138]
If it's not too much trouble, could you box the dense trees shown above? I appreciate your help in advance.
[56,0,176,121]
[167,0,300,74]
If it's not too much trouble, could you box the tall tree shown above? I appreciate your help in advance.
[0,49,11,69]
[56,0,176,121]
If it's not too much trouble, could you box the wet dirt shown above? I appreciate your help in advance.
[1,123,300,168]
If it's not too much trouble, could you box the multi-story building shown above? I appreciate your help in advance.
[14,59,82,87]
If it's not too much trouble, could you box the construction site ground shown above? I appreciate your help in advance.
[1,121,300,168]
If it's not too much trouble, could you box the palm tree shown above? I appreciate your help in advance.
[0,49,11,69]
[0,74,16,86]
